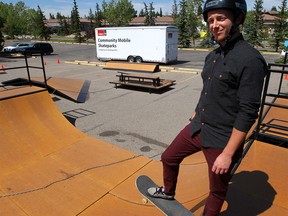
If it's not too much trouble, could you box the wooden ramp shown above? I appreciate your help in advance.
[0,87,287,215]
[104,61,160,72]
[31,77,91,103]
[2,77,90,103]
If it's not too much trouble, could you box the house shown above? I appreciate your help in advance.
[45,16,175,31]
[129,16,175,26]
[45,18,95,32]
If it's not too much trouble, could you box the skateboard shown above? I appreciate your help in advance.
[136,175,194,216]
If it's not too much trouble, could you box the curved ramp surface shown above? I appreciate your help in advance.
[0,87,287,215]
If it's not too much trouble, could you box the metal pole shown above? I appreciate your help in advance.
[40,53,48,89]
[24,53,32,86]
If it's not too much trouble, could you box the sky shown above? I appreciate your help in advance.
[2,0,284,18]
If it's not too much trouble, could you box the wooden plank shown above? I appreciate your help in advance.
[104,61,160,72]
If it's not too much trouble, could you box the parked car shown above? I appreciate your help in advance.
[16,42,53,55]
[3,42,30,53]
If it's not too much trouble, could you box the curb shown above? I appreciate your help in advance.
[65,60,200,74]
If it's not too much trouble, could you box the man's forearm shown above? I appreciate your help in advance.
[222,128,247,157]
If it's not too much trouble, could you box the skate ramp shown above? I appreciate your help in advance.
[0,87,287,215]
[104,61,160,72]
[0,87,208,215]
[223,141,288,216]
[2,77,90,103]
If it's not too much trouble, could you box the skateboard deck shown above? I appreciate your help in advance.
[136,175,194,216]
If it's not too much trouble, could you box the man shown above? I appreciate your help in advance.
[147,0,268,215]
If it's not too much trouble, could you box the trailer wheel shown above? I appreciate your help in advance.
[135,56,143,63]
[127,56,135,63]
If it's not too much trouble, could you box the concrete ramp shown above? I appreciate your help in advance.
[0,87,287,215]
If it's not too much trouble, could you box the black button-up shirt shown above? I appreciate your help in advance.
[190,35,267,148]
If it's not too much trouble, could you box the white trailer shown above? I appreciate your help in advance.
[95,26,178,64]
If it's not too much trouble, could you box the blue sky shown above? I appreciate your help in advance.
[2,0,283,17]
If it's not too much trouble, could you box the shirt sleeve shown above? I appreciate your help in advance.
[234,57,268,132]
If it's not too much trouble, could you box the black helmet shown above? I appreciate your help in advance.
[203,0,247,24]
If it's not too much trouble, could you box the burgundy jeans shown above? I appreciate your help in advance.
[161,124,242,216]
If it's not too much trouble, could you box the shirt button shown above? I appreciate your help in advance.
[202,108,205,112]
[204,92,207,95]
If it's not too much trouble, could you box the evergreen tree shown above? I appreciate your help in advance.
[143,2,155,25]
[139,9,145,17]
[56,12,62,19]
[244,0,265,47]
[272,0,288,52]
[95,3,103,27]
[172,0,178,23]
[49,13,55,19]
[148,2,155,25]
[71,0,82,43]
[31,6,50,40]
[86,8,95,39]
[0,15,4,51]
[178,0,190,47]
[271,6,277,12]
[144,3,149,25]
[186,0,202,47]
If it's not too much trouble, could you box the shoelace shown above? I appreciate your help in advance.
[154,186,164,195]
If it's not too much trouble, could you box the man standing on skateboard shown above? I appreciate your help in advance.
[147,0,267,215]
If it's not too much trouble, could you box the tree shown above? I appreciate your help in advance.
[32,6,51,40]
[139,9,145,17]
[49,13,55,19]
[56,13,70,36]
[171,0,178,23]
[144,2,155,25]
[1,1,28,38]
[71,0,82,42]
[159,8,163,17]
[0,15,4,51]
[186,0,202,47]
[102,0,136,27]
[178,0,190,47]
[95,3,103,27]
[271,6,277,12]
[86,8,95,39]
[272,0,288,52]
[244,0,265,47]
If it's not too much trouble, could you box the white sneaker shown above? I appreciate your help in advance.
[147,186,174,200]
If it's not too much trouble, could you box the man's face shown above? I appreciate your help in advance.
[207,9,234,45]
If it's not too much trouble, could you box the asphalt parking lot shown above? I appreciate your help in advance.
[0,42,285,160]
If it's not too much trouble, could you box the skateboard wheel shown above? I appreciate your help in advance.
[142,198,148,204]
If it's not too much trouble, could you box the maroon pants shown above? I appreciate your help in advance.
[161,124,242,216]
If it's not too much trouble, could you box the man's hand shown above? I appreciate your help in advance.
[212,153,232,174]
[212,128,247,174]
